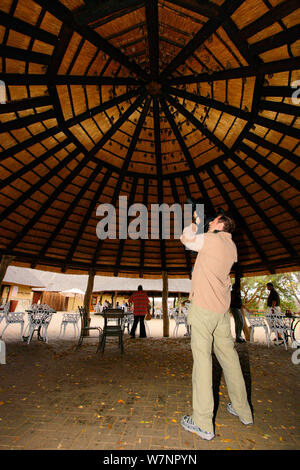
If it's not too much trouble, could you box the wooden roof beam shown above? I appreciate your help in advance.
[0,109,55,133]
[0,45,50,65]
[249,24,300,56]
[153,96,166,271]
[0,139,71,190]
[207,167,271,269]
[74,0,144,26]
[245,132,298,166]
[166,85,300,140]
[170,177,192,276]
[0,10,57,45]
[219,161,299,260]
[0,126,61,163]
[166,0,219,18]
[239,142,299,190]
[0,95,51,114]
[160,95,215,215]
[4,147,82,237]
[64,170,112,268]
[32,161,106,267]
[145,0,159,82]
[239,0,300,40]
[0,74,141,86]
[34,0,148,81]
[114,177,138,277]
[167,57,300,85]
[64,87,144,128]
[160,0,245,79]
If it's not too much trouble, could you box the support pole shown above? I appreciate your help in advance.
[83,268,95,335]
[0,255,15,290]
[234,265,250,341]
[162,270,169,337]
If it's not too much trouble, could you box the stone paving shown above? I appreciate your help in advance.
[0,314,299,451]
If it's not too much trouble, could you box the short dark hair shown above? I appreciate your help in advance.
[138,285,143,291]
[218,215,235,233]
[267,282,273,288]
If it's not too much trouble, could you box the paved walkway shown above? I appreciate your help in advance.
[0,314,299,450]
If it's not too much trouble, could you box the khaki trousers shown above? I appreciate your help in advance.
[188,302,252,433]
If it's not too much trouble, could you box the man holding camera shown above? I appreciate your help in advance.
[180,212,252,441]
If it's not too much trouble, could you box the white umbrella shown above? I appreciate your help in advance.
[62,288,85,311]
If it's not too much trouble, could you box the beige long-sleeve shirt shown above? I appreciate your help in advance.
[180,224,237,315]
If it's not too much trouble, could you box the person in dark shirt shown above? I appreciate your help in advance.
[266,282,283,342]
[266,282,280,308]
[230,283,245,343]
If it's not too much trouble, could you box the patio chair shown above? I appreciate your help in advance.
[58,312,80,338]
[76,306,103,352]
[265,312,293,350]
[0,303,9,326]
[0,339,5,364]
[99,308,124,354]
[122,312,134,334]
[243,307,270,347]
[173,308,190,337]
[0,302,25,340]
[23,309,54,344]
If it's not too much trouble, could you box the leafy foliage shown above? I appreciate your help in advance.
[237,272,300,312]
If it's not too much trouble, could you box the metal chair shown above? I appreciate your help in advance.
[0,303,10,326]
[0,303,25,340]
[99,308,124,354]
[76,306,103,352]
[58,312,80,338]
[265,312,293,350]
[173,308,190,337]
[244,307,270,347]
[23,309,54,344]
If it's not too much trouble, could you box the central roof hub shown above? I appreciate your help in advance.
[146,81,162,96]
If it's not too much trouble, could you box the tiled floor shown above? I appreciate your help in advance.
[0,315,299,450]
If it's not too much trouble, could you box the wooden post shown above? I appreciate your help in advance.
[241,306,251,341]
[152,296,155,315]
[162,270,169,337]
[234,265,250,341]
[0,255,15,290]
[83,268,95,335]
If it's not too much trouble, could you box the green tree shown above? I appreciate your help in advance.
[236,272,300,312]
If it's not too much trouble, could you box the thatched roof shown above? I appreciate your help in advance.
[0,0,299,279]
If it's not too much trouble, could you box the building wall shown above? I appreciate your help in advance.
[1,284,33,311]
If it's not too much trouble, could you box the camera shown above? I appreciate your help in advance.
[186,198,225,233]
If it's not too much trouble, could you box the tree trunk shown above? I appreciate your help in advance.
[241,306,251,341]
[0,255,15,290]
[83,268,95,336]
[162,270,169,337]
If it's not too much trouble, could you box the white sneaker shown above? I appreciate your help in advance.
[181,415,215,440]
[227,402,253,425]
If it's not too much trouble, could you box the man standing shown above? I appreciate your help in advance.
[266,282,283,342]
[230,282,246,343]
[128,285,149,339]
[266,282,280,311]
[180,214,253,441]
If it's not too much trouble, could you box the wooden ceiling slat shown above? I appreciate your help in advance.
[207,166,270,270]
[239,0,300,40]
[0,109,55,133]
[0,10,57,46]
[145,0,159,81]
[34,0,149,80]
[74,0,144,26]
[219,161,299,261]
